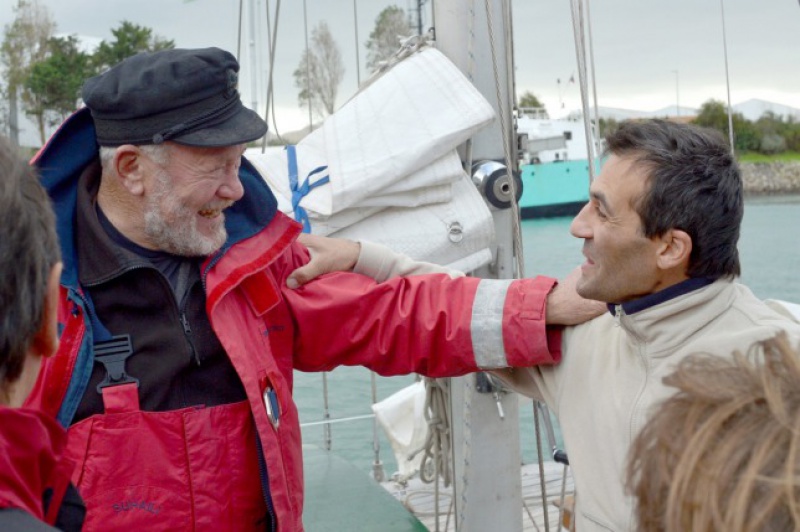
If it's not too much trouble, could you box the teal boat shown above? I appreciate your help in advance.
[519,160,591,218]
[515,109,598,218]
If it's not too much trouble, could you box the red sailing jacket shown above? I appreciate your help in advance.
[26,108,561,530]
[0,407,74,527]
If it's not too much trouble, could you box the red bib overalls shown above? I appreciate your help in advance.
[64,383,268,531]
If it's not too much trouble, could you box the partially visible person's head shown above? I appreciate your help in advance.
[627,331,800,532]
[84,47,267,257]
[570,120,741,302]
[0,135,62,406]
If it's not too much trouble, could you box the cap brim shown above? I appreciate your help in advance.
[173,106,267,147]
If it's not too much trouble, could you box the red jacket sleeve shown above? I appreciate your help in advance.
[282,270,560,378]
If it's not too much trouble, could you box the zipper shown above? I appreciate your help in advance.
[201,249,225,292]
[89,262,201,366]
[254,434,277,531]
[180,311,201,366]
[614,304,623,327]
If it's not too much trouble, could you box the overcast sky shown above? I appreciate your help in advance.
[3,0,800,137]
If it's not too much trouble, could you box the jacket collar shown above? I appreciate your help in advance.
[606,277,716,316]
[0,407,68,519]
[33,107,281,292]
[75,161,153,287]
[612,279,737,354]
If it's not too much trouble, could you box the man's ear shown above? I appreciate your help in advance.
[113,145,148,196]
[656,229,692,271]
[31,262,63,359]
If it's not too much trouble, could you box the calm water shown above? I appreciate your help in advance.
[294,196,800,475]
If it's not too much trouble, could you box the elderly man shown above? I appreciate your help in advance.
[307,120,800,531]
[26,47,599,530]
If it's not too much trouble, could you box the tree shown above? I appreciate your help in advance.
[1,0,55,143]
[365,6,410,73]
[693,99,759,153]
[518,91,543,109]
[781,116,800,152]
[25,35,93,130]
[92,20,174,72]
[293,21,344,120]
[598,117,620,139]
[693,99,729,132]
[754,111,791,154]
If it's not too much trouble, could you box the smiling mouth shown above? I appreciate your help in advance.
[198,208,223,218]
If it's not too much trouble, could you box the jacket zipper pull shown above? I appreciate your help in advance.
[263,387,280,430]
[180,313,201,366]
[614,304,623,327]
[180,313,192,335]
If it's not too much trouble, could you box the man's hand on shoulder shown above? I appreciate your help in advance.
[545,266,606,325]
[287,233,360,289]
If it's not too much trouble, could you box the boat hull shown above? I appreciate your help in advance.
[519,160,591,219]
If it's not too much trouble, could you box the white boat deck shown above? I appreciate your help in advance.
[381,461,575,531]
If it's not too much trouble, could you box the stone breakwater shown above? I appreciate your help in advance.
[740,161,800,195]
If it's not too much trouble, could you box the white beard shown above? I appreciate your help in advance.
[143,168,228,257]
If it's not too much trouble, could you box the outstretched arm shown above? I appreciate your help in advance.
[287,234,604,325]
[286,234,459,289]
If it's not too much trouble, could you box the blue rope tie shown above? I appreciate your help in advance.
[286,144,330,233]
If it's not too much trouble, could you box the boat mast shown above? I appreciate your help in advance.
[433,0,524,530]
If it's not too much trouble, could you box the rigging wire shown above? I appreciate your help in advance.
[348,0,386,484]
[583,0,601,170]
[322,371,332,451]
[533,404,551,532]
[262,0,286,149]
[265,0,287,144]
[247,0,259,113]
[416,377,453,532]
[236,0,244,60]
[719,0,736,155]
[370,372,385,482]
[298,0,330,450]
[353,0,362,87]
[461,0,476,175]
[302,0,313,130]
[300,413,374,427]
[570,0,597,183]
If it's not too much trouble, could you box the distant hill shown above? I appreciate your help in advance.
[732,99,800,121]
[570,105,698,121]
[570,99,800,122]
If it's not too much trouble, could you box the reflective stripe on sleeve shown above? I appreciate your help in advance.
[470,279,513,368]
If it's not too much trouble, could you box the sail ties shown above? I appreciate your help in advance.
[285,144,330,233]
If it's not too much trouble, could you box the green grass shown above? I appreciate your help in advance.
[737,151,800,163]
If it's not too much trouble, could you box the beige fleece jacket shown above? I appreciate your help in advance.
[355,240,800,531]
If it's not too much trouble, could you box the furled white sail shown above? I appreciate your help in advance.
[246,45,497,271]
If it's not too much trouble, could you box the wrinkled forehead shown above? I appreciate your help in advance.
[593,154,651,207]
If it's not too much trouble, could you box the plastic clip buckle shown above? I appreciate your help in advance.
[95,334,139,393]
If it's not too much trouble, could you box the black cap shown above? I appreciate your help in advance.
[81,47,267,147]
